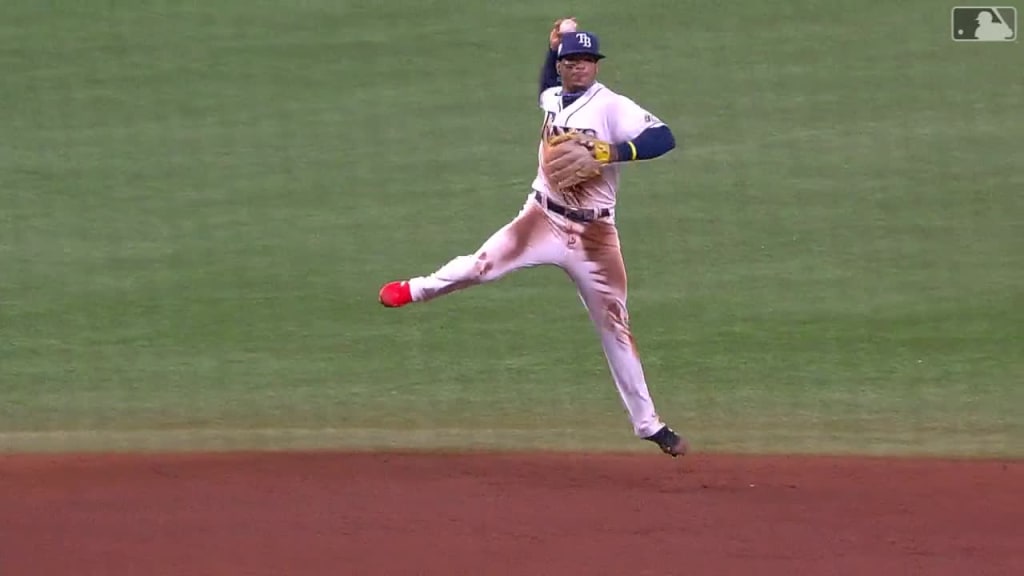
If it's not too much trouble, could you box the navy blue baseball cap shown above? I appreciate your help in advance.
[557,31,605,60]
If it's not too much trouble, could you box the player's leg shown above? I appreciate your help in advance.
[565,219,688,457]
[380,198,561,307]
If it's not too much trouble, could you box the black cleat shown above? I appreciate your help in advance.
[644,426,689,458]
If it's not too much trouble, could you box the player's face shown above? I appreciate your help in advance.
[557,55,599,92]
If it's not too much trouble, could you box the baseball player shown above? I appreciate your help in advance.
[378,19,687,458]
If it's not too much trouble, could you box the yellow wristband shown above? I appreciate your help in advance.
[627,141,637,161]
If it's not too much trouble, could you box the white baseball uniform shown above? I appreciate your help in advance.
[407,81,670,438]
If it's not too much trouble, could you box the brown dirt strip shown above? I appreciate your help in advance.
[0,452,1020,575]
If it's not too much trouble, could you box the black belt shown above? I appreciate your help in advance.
[533,191,611,223]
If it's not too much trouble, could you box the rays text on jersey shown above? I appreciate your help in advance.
[542,115,598,140]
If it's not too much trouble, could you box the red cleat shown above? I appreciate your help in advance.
[379,280,412,308]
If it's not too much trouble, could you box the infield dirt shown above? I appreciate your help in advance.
[1,451,1020,575]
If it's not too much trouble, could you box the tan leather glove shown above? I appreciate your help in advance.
[541,133,604,190]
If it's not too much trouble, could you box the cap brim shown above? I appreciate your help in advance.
[557,50,605,60]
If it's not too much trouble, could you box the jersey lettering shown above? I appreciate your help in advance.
[544,125,598,140]
[541,111,556,134]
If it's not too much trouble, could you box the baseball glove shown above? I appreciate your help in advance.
[541,132,614,191]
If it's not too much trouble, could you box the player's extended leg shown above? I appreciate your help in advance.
[566,219,688,457]
[379,199,560,307]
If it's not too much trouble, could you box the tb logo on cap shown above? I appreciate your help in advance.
[557,30,605,59]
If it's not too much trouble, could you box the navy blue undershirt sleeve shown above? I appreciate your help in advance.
[538,48,560,98]
[612,125,676,162]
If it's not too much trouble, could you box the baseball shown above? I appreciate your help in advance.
[559,19,577,33]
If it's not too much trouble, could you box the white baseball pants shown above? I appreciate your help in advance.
[407,192,667,438]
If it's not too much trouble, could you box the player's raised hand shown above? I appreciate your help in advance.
[549,17,577,50]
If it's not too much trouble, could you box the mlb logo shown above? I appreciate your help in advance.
[951,6,1017,41]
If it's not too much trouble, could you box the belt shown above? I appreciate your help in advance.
[533,191,611,223]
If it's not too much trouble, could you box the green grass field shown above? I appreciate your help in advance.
[1,0,1021,456]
